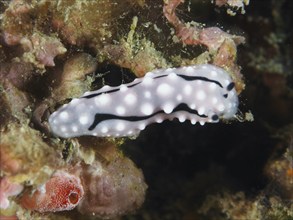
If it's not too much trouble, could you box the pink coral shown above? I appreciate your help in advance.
[0,177,23,210]
[20,32,67,68]
[20,170,84,213]
[0,62,33,90]
[163,0,245,51]
[0,147,22,174]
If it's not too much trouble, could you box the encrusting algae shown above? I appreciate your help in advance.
[1,0,292,219]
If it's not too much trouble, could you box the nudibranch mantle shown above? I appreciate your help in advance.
[49,64,238,138]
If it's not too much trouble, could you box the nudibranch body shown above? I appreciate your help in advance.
[49,64,238,138]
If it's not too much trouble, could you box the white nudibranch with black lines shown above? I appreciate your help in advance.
[49,64,239,138]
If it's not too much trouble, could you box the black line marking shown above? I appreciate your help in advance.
[82,88,120,99]
[88,103,208,131]
[177,75,223,88]
[81,82,141,99]
[153,74,168,79]
[82,73,223,99]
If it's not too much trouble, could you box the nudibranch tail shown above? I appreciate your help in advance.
[49,64,239,138]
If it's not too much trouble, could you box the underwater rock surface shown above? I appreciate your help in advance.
[0,0,292,219]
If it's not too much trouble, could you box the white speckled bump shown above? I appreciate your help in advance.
[49,64,238,138]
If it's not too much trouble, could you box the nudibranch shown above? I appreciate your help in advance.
[49,64,238,138]
[20,171,84,212]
